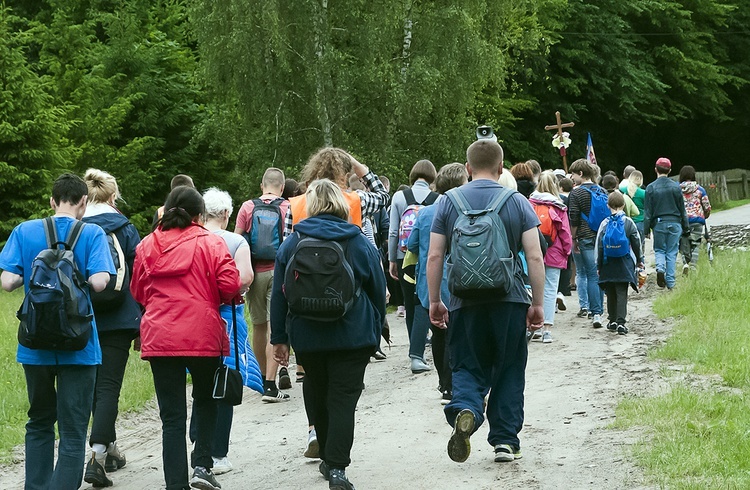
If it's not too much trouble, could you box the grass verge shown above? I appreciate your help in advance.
[0,290,154,463]
[712,198,750,212]
[614,250,750,489]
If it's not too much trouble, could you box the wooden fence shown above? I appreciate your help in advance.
[693,169,750,205]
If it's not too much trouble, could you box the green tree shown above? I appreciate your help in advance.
[0,9,73,241]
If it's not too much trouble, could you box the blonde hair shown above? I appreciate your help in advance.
[536,170,561,196]
[305,179,350,220]
[497,170,517,190]
[84,168,119,204]
[627,170,643,197]
[202,187,233,219]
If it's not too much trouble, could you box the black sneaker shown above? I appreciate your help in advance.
[447,409,475,463]
[607,321,618,332]
[657,270,666,288]
[440,390,452,405]
[587,311,595,320]
[494,444,522,462]
[617,324,629,335]
[329,468,355,490]
[105,442,126,472]
[190,466,221,490]
[372,348,387,361]
[576,308,589,318]
[84,454,113,488]
[261,386,291,403]
[319,460,330,480]
[278,367,292,390]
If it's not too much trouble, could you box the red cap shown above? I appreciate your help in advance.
[655,157,671,169]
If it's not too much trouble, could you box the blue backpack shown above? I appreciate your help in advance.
[245,198,284,261]
[17,218,93,351]
[580,185,610,232]
[602,214,630,259]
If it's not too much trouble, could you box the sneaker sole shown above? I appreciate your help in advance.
[190,480,220,490]
[84,475,113,488]
[261,395,290,403]
[447,409,475,463]
[657,271,666,288]
[104,455,126,473]
[278,374,292,390]
[304,438,320,459]
[542,338,553,344]
[211,466,232,475]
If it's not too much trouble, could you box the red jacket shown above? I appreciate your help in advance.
[131,223,241,359]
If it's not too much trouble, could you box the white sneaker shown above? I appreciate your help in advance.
[592,314,603,329]
[212,456,233,475]
[556,292,567,311]
[683,263,690,275]
[542,331,553,343]
[304,429,319,458]
[396,306,405,318]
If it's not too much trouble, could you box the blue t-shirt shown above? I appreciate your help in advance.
[0,216,115,365]
[430,179,540,311]
[407,200,450,309]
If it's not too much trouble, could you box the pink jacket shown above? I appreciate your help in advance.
[131,223,241,359]
[529,192,572,269]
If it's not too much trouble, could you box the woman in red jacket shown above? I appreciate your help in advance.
[131,186,241,490]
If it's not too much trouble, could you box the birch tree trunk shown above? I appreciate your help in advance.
[312,0,333,147]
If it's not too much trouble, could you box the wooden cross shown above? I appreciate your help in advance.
[544,111,575,173]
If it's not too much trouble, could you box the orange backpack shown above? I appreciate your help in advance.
[533,203,557,246]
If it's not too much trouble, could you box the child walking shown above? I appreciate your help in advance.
[595,192,643,335]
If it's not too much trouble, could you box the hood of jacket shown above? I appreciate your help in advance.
[82,206,131,234]
[141,223,209,278]
[680,181,699,195]
[529,191,567,211]
[517,179,536,199]
[293,214,362,241]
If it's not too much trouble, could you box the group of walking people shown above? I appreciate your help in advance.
[0,135,713,490]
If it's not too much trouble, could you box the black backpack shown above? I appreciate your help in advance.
[17,218,93,351]
[89,227,130,310]
[283,232,360,322]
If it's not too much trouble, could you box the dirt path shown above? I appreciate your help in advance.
[0,286,670,490]
[708,203,750,226]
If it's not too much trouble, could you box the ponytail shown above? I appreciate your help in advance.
[160,186,204,231]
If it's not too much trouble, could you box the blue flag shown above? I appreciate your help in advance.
[586,133,597,165]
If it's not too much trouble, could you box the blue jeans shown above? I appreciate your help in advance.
[653,221,681,288]
[635,221,646,263]
[543,267,561,326]
[572,238,602,315]
[23,364,97,490]
[444,303,528,449]
[410,304,431,361]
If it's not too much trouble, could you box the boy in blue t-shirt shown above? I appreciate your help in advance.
[595,191,643,335]
[0,173,114,489]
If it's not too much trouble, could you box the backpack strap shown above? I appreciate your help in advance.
[445,188,472,216]
[43,217,58,249]
[422,191,439,206]
[402,188,417,206]
[485,187,515,216]
[65,220,86,251]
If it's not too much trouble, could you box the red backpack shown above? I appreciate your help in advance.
[533,203,557,246]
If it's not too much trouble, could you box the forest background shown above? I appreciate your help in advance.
[2,0,749,240]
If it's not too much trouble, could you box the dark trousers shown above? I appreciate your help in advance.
[558,255,573,296]
[444,303,528,449]
[23,364,96,490]
[149,356,220,490]
[89,330,133,446]
[384,253,403,307]
[604,283,629,324]
[429,323,452,392]
[296,348,370,470]
[396,258,416,337]
[189,401,233,458]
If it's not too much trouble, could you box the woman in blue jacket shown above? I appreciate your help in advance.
[271,179,386,490]
[81,169,141,487]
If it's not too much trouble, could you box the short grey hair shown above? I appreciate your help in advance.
[202,187,233,219]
